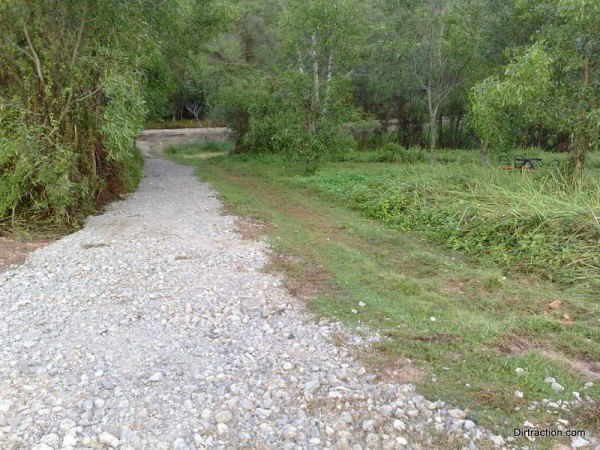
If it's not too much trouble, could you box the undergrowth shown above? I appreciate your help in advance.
[292,161,600,288]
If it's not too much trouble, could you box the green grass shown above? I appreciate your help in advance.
[292,162,600,288]
[124,146,145,192]
[167,144,600,447]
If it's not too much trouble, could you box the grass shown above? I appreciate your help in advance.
[167,144,600,448]
[292,162,600,288]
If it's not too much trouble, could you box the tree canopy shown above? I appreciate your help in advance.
[1,0,597,229]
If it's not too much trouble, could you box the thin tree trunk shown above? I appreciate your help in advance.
[56,1,88,130]
[310,34,319,133]
[396,100,404,145]
[322,52,333,115]
[453,114,461,148]
[438,111,443,149]
[481,140,489,167]
[429,113,437,164]
[571,135,589,178]
[569,39,593,178]
[23,22,45,88]
[428,90,437,164]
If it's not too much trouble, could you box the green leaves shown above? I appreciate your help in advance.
[470,0,598,176]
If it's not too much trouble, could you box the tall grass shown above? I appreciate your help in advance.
[293,162,600,287]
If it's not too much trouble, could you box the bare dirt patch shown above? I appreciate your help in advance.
[494,333,600,380]
[137,128,230,159]
[182,152,226,160]
[0,237,53,273]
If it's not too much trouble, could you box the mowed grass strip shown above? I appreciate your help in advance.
[168,146,600,444]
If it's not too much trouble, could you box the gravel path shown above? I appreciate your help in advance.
[0,153,508,449]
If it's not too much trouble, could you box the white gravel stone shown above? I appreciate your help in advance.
[214,410,233,424]
[464,420,476,431]
[62,434,77,447]
[149,372,163,382]
[396,436,408,446]
[551,382,565,392]
[490,435,505,446]
[0,400,12,412]
[362,419,375,431]
[304,378,320,394]
[40,433,60,446]
[98,431,119,448]
[172,437,189,450]
[572,436,590,448]
[59,419,77,431]
[32,445,54,450]
[448,409,466,419]
[393,419,406,430]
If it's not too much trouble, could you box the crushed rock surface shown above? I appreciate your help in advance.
[1,157,527,449]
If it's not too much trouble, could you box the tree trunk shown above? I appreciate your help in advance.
[429,113,437,164]
[240,28,255,64]
[569,40,593,179]
[428,92,437,164]
[480,140,489,167]
[449,114,456,148]
[453,114,461,148]
[570,135,589,178]
[309,34,319,133]
[438,112,443,148]
[322,52,333,116]
[396,100,405,145]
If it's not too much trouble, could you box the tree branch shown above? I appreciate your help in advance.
[22,21,45,87]
[71,0,88,65]
[55,1,89,129]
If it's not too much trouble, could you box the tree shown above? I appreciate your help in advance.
[470,45,553,166]
[141,0,235,121]
[470,0,599,177]
[281,0,364,132]
[202,0,364,167]
[0,0,150,227]
[0,0,230,228]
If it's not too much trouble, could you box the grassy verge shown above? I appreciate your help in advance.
[291,163,600,289]
[168,145,599,447]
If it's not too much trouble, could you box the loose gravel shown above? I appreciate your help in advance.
[0,155,569,449]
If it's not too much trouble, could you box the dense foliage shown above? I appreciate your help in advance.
[0,0,229,230]
[1,0,597,229]
[471,0,600,176]
[187,0,596,174]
